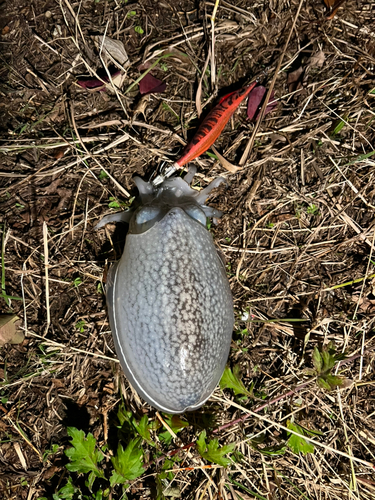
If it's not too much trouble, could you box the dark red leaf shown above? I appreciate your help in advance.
[139,73,166,95]
[77,69,122,92]
[247,85,276,122]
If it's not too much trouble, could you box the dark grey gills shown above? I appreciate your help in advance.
[96,167,234,414]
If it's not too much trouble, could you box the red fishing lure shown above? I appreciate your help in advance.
[175,82,257,168]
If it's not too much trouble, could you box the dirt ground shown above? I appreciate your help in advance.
[0,0,375,499]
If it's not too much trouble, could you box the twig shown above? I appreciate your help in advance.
[42,222,50,335]
[212,395,375,471]
[210,0,220,89]
[239,0,305,165]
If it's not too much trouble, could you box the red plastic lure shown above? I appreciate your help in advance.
[175,81,257,168]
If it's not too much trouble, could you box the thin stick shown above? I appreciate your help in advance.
[211,395,375,471]
[239,0,305,165]
[42,222,50,335]
[210,0,220,89]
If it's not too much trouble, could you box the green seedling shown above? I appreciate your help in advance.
[306,342,349,390]
[161,102,179,121]
[65,427,105,490]
[196,430,235,467]
[205,151,219,160]
[227,477,268,500]
[220,365,252,397]
[159,414,189,445]
[98,170,109,181]
[252,443,287,457]
[127,10,136,17]
[43,443,59,463]
[306,203,320,216]
[286,420,319,455]
[108,196,134,209]
[75,320,86,333]
[117,405,154,445]
[110,438,144,487]
[330,114,348,137]
[134,25,144,34]
[73,277,83,288]
[39,476,78,500]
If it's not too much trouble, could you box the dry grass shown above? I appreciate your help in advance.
[0,0,375,498]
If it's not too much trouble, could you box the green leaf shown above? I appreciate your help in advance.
[196,430,235,467]
[317,377,331,390]
[219,365,252,396]
[321,349,335,372]
[287,421,314,455]
[312,347,323,372]
[134,414,153,444]
[98,170,109,180]
[325,374,344,389]
[134,25,144,34]
[253,443,286,456]
[159,414,189,444]
[108,199,121,209]
[110,438,144,487]
[311,343,349,391]
[65,428,104,479]
[52,477,79,500]
[73,277,82,287]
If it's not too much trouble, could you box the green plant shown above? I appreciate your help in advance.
[158,414,189,445]
[98,170,109,181]
[306,342,349,390]
[196,430,235,466]
[220,365,252,396]
[55,426,146,498]
[286,420,315,455]
[75,320,86,333]
[65,428,105,489]
[72,277,82,288]
[306,203,320,216]
[43,443,59,463]
[109,439,144,487]
[108,196,134,209]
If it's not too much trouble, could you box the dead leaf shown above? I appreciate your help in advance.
[2,26,10,35]
[52,378,65,388]
[287,51,325,94]
[94,36,129,68]
[132,94,150,121]
[77,69,123,92]
[287,66,305,93]
[139,73,166,95]
[0,315,24,347]
[247,85,277,121]
[211,146,242,173]
[309,50,325,68]
[196,48,211,118]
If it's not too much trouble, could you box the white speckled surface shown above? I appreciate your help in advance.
[109,207,233,413]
